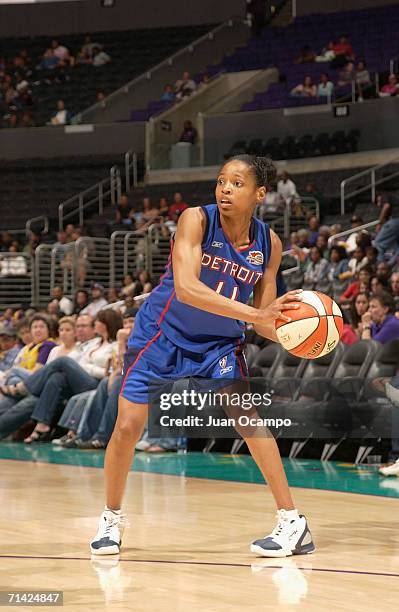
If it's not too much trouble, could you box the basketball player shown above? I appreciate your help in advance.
[91,155,315,558]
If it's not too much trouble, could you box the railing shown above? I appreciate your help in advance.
[33,244,53,306]
[58,166,121,231]
[50,242,75,295]
[109,230,149,287]
[125,151,138,193]
[389,56,399,75]
[255,196,319,240]
[26,215,49,237]
[327,219,380,248]
[340,155,399,215]
[72,18,241,125]
[0,253,33,308]
[75,237,111,290]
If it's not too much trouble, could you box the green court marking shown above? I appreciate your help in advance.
[0,442,397,498]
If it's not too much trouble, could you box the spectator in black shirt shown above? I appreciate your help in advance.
[115,195,134,227]
[179,120,198,144]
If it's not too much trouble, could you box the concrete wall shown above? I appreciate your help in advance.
[296,0,399,16]
[0,0,245,38]
[203,97,399,165]
[0,122,145,160]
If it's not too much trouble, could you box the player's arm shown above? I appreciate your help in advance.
[173,209,299,327]
[252,229,302,342]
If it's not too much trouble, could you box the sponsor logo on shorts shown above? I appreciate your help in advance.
[212,241,224,248]
[219,355,233,375]
[246,250,264,265]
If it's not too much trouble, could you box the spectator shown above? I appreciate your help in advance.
[370,275,388,296]
[379,74,399,97]
[56,310,135,448]
[347,246,368,277]
[179,119,198,144]
[355,60,372,101]
[92,46,111,67]
[22,309,122,443]
[326,245,349,302]
[158,197,170,220]
[115,194,134,226]
[81,35,102,59]
[317,73,334,98]
[107,287,120,304]
[365,245,378,272]
[65,224,75,242]
[161,84,175,103]
[96,92,105,103]
[134,270,153,296]
[376,261,391,285]
[0,314,56,394]
[374,194,399,262]
[315,42,335,63]
[20,111,36,128]
[73,289,90,315]
[390,272,399,311]
[315,234,329,259]
[121,274,137,297]
[0,244,27,276]
[294,45,316,64]
[302,246,330,291]
[168,192,188,223]
[37,48,59,71]
[45,317,79,362]
[339,266,372,306]
[332,36,354,67]
[345,215,365,254]
[307,215,320,246]
[361,292,399,343]
[290,75,316,97]
[51,286,73,316]
[247,0,268,38]
[50,100,72,125]
[175,71,196,100]
[0,326,20,373]
[81,283,108,318]
[338,62,355,87]
[51,40,73,65]
[341,293,369,344]
[277,172,298,205]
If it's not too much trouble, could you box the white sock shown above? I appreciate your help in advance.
[282,509,299,520]
[105,506,122,514]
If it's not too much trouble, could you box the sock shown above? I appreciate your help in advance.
[105,506,122,514]
[282,509,299,520]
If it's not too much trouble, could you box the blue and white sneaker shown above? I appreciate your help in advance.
[251,509,315,558]
[90,510,126,555]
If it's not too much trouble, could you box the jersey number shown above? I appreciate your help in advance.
[215,281,239,300]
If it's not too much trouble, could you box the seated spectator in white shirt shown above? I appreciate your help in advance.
[355,60,372,101]
[0,244,27,276]
[81,284,108,318]
[51,40,73,65]
[277,172,298,204]
[81,35,102,59]
[175,71,196,100]
[92,46,111,67]
[317,73,334,98]
[51,286,73,316]
[345,215,365,254]
[50,99,72,125]
[315,42,335,63]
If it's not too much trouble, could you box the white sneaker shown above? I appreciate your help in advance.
[250,509,315,558]
[379,459,399,476]
[90,510,126,555]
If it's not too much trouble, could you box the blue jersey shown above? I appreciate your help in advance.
[130,204,272,353]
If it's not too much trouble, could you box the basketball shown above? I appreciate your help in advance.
[275,290,344,359]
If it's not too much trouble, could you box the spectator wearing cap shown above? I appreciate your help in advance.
[0,326,20,373]
[361,292,399,343]
[81,283,108,318]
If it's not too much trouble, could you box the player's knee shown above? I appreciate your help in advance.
[115,416,143,442]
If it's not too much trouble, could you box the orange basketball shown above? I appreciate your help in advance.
[275,290,344,359]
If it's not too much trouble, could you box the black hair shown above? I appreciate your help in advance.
[329,245,347,261]
[223,155,277,189]
[370,291,395,313]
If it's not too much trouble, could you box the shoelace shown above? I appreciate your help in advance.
[103,514,126,537]
[269,510,292,538]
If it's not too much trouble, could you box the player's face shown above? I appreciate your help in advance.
[215,160,265,216]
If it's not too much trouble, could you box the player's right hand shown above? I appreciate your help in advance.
[260,289,303,324]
